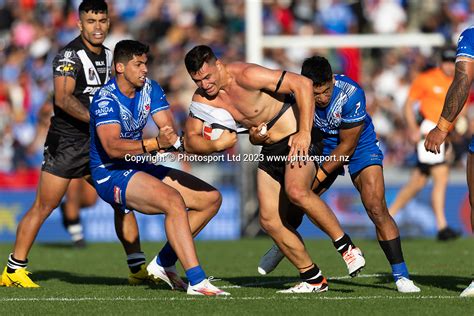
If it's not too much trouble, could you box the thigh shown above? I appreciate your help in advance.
[284,159,316,191]
[126,171,183,215]
[257,169,286,223]
[161,168,218,210]
[352,165,386,205]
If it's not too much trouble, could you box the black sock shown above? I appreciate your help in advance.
[333,233,355,255]
[7,254,27,273]
[378,237,404,264]
[127,252,146,273]
[300,264,324,284]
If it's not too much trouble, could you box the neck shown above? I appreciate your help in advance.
[81,35,102,54]
[220,66,232,91]
[116,76,136,98]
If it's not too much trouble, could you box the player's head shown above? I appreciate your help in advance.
[78,0,109,48]
[185,45,222,96]
[301,56,334,108]
[440,46,456,77]
[114,40,149,88]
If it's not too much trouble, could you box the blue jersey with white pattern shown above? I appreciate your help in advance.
[89,77,170,169]
[457,26,474,60]
[313,74,376,151]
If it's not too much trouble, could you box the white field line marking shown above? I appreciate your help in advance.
[0,295,465,302]
[220,273,387,289]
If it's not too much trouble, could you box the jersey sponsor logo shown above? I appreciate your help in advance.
[95,106,114,116]
[120,131,141,139]
[145,104,150,111]
[98,100,110,108]
[113,186,122,204]
[95,61,105,66]
[83,86,101,95]
[56,64,75,73]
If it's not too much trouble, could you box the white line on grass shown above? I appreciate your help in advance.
[0,295,465,302]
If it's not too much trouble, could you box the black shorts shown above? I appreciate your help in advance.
[41,131,90,179]
[258,132,320,184]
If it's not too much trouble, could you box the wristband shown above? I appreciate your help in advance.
[437,117,453,133]
[141,139,147,153]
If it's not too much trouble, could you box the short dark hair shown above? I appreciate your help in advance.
[79,0,108,15]
[184,45,217,74]
[301,56,333,86]
[114,40,149,65]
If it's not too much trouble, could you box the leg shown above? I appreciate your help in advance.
[389,168,428,216]
[430,164,450,230]
[468,153,474,233]
[1,172,70,288]
[14,172,70,260]
[61,179,85,246]
[353,165,420,292]
[284,162,345,240]
[258,169,313,272]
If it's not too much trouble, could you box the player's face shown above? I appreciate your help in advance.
[124,54,148,88]
[190,61,220,96]
[440,60,456,77]
[312,80,334,108]
[78,11,109,47]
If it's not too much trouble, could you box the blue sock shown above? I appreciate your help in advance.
[185,265,206,286]
[156,242,178,268]
[391,262,409,281]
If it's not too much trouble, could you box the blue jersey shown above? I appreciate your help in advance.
[89,77,170,169]
[457,26,474,153]
[457,26,474,59]
[313,74,377,153]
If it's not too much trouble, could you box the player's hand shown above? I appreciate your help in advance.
[288,130,311,167]
[424,126,448,154]
[249,123,269,145]
[215,130,238,151]
[158,125,178,149]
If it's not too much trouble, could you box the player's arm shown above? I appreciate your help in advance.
[239,65,314,157]
[313,123,363,189]
[425,58,474,153]
[403,97,421,144]
[184,115,237,154]
[52,51,90,122]
[96,123,147,158]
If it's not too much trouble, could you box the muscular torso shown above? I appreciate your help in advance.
[193,63,298,143]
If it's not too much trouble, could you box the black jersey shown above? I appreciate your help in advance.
[51,36,112,137]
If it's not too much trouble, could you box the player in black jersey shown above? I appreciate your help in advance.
[1,0,146,288]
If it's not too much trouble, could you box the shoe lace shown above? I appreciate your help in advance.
[343,246,356,264]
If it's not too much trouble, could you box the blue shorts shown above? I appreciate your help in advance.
[323,141,384,177]
[469,136,474,153]
[91,163,170,212]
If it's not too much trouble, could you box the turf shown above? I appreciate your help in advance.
[0,238,472,315]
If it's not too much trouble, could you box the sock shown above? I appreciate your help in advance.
[333,233,355,255]
[299,264,324,284]
[67,224,84,242]
[391,262,410,281]
[127,252,146,273]
[156,242,178,268]
[185,265,206,286]
[6,253,27,273]
[378,237,409,281]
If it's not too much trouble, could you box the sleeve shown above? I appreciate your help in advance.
[407,75,426,101]
[90,94,121,127]
[457,27,474,60]
[52,49,82,79]
[150,80,170,115]
[340,88,366,129]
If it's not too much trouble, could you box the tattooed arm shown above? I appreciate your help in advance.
[53,76,90,123]
[440,59,474,122]
[425,58,474,153]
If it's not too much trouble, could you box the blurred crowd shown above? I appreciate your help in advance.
[0,0,473,174]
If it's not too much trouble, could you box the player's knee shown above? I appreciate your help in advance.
[366,201,389,224]
[206,189,222,215]
[286,185,310,207]
[259,215,283,235]
[33,199,58,218]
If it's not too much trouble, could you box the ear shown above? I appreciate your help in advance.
[115,62,125,74]
[77,20,83,32]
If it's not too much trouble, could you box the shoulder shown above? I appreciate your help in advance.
[335,74,363,97]
[459,26,474,40]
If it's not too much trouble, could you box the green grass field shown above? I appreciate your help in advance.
[0,238,473,315]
